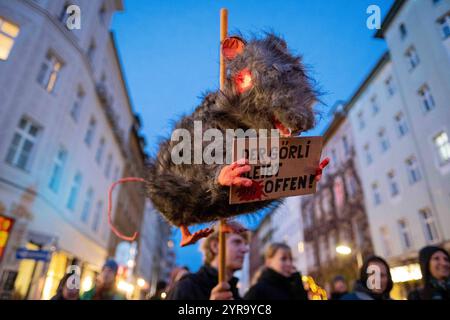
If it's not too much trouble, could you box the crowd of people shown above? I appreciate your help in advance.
[50,227,450,301]
[166,227,450,301]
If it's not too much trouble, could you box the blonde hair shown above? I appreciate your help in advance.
[264,242,292,261]
[201,227,250,265]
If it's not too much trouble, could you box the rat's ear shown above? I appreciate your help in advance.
[222,36,246,60]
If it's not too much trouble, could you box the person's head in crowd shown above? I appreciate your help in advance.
[52,273,80,300]
[332,275,348,294]
[98,258,119,289]
[201,225,250,275]
[264,242,293,277]
[419,246,450,284]
[167,266,189,293]
[360,256,393,297]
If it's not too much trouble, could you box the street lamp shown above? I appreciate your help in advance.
[336,244,363,269]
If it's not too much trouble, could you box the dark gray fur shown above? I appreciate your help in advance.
[145,33,317,227]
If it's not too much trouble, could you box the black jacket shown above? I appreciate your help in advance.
[244,268,308,300]
[408,246,450,300]
[167,265,241,300]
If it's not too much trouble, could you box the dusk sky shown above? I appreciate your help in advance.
[111,0,394,272]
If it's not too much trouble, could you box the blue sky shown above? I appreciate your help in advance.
[111,0,394,272]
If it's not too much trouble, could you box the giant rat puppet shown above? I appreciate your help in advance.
[145,34,329,246]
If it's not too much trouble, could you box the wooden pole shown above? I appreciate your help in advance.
[218,8,228,285]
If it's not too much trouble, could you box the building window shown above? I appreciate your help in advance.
[345,169,358,198]
[328,231,337,259]
[364,143,373,165]
[399,23,407,40]
[378,128,390,153]
[92,200,103,232]
[357,111,365,130]
[433,131,450,166]
[387,170,399,197]
[95,137,105,164]
[67,172,82,211]
[342,136,350,156]
[81,187,94,223]
[418,85,435,113]
[371,96,379,115]
[380,226,392,257]
[99,4,107,25]
[0,17,20,60]
[104,154,112,178]
[5,117,40,171]
[397,219,412,250]
[70,86,84,122]
[331,148,338,167]
[419,208,440,243]
[84,117,96,147]
[385,76,396,97]
[395,112,408,137]
[113,166,121,182]
[87,39,96,65]
[405,46,420,71]
[437,13,450,39]
[37,52,62,93]
[319,236,329,264]
[48,147,67,193]
[405,156,422,184]
[372,182,381,206]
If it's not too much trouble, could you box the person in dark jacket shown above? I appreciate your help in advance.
[81,258,126,300]
[408,246,450,300]
[244,243,308,300]
[341,256,393,300]
[168,225,249,300]
[329,275,348,300]
[51,273,80,300]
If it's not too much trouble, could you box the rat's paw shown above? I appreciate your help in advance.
[218,158,252,187]
[315,157,330,182]
[180,227,214,247]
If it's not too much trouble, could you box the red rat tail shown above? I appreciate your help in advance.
[108,177,146,241]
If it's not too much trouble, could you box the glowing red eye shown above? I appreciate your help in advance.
[234,68,253,94]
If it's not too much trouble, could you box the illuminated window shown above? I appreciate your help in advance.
[0,17,19,60]
[5,117,40,171]
[48,147,67,193]
[433,131,450,166]
[81,187,94,223]
[67,172,82,211]
[84,117,96,147]
[37,52,62,93]
[419,208,440,243]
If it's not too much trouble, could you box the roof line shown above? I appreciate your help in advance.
[375,0,407,39]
